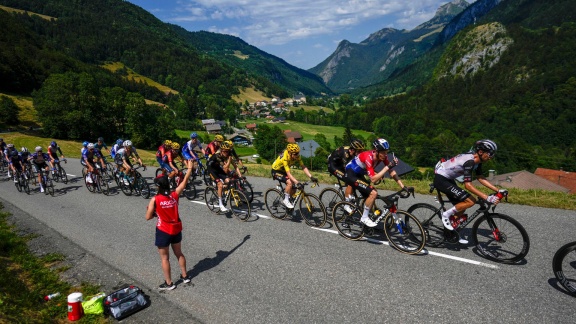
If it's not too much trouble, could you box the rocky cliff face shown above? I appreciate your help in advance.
[309,0,470,91]
[439,0,505,43]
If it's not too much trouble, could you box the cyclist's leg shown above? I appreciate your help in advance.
[433,174,473,231]
[347,170,377,226]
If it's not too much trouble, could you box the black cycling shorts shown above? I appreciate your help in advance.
[345,168,375,198]
[433,174,471,204]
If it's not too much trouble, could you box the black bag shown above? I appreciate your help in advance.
[104,285,149,320]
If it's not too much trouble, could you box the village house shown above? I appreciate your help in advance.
[472,170,570,193]
[284,130,302,143]
[534,168,576,194]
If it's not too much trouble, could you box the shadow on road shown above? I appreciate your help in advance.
[187,235,251,280]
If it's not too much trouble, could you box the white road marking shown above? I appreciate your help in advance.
[311,227,499,269]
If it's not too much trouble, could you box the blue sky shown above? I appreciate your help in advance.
[126,1,466,70]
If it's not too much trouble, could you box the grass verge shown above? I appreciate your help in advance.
[0,203,106,323]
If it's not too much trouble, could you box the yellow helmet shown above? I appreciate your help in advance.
[214,135,224,142]
[220,140,233,150]
[171,142,180,150]
[287,143,300,154]
[164,140,172,147]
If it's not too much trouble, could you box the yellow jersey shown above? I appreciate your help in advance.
[271,150,304,172]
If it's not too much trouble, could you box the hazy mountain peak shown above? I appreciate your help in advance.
[361,28,400,45]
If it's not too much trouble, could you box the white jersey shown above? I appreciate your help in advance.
[435,153,481,182]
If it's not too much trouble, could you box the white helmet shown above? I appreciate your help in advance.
[35,146,43,152]
[123,140,132,147]
[87,143,95,149]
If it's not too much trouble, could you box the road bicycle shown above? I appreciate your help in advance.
[407,184,530,263]
[50,158,68,184]
[38,166,55,196]
[204,178,252,221]
[0,154,7,173]
[84,168,110,195]
[228,167,253,203]
[264,180,326,228]
[14,168,31,194]
[119,164,151,199]
[331,187,426,255]
[553,241,576,296]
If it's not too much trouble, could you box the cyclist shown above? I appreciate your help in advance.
[182,132,205,173]
[204,134,224,158]
[8,150,24,183]
[20,147,31,177]
[0,138,6,162]
[29,146,51,193]
[222,140,244,179]
[206,141,236,212]
[110,139,123,159]
[345,138,406,227]
[80,141,89,168]
[94,137,109,154]
[115,140,145,183]
[271,143,318,209]
[434,139,502,236]
[82,143,106,184]
[156,140,172,173]
[163,142,183,184]
[4,144,18,178]
[328,138,365,203]
[47,141,65,175]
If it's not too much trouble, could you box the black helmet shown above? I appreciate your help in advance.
[350,139,365,150]
[372,138,390,151]
[475,139,497,156]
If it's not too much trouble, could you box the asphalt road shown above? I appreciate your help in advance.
[1,159,575,323]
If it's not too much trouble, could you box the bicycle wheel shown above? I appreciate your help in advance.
[23,177,30,194]
[203,167,211,186]
[15,174,22,192]
[237,179,254,203]
[264,188,288,220]
[204,186,221,214]
[553,241,576,296]
[84,175,96,193]
[136,177,150,199]
[120,177,132,196]
[99,175,110,195]
[472,213,530,264]
[407,203,445,247]
[383,211,426,255]
[58,165,68,184]
[155,168,164,177]
[332,201,364,240]
[46,178,55,196]
[298,194,326,227]
[229,190,251,221]
[183,180,197,200]
[319,187,344,216]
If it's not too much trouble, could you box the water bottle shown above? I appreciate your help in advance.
[44,292,61,301]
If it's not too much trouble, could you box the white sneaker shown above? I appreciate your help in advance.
[40,187,45,193]
[283,198,294,209]
[123,179,130,185]
[343,204,353,214]
[86,176,93,183]
[360,216,378,228]
[441,215,454,231]
[458,235,468,244]
[219,205,229,212]
[14,177,18,183]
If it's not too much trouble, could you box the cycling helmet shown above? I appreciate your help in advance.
[82,141,89,147]
[214,135,224,142]
[97,137,104,142]
[287,143,300,154]
[50,141,57,147]
[171,142,180,150]
[87,143,95,149]
[35,146,42,152]
[350,139,365,150]
[190,132,198,139]
[372,138,390,151]
[164,140,172,147]
[21,147,28,153]
[7,143,14,148]
[221,140,233,150]
[123,140,132,147]
[475,139,497,156]
[116,139,123,146]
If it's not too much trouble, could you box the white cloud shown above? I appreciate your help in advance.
[169,0,451,45]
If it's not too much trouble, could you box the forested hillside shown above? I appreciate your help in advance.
[290,0,576,173]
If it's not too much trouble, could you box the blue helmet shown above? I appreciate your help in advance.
[190,132,198,139]
[50,141,57,147]
[372,138,390,151]
[82,141,89,147]
[116,139,123,146]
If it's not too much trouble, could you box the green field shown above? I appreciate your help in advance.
[239,119,373,147]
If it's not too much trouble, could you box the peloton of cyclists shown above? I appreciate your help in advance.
[344,138,407,228]
[271,143,318,209]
